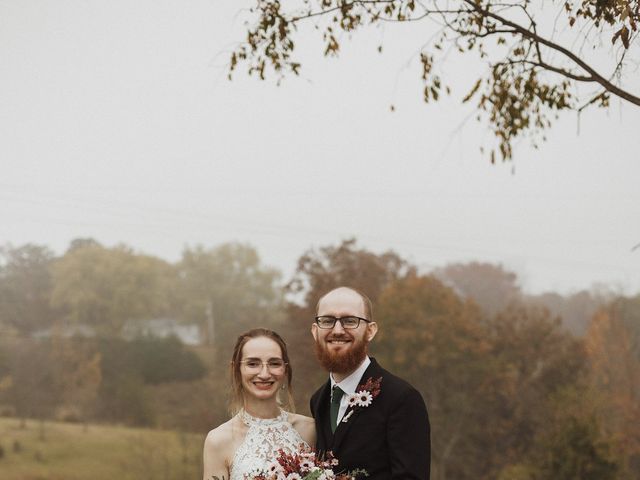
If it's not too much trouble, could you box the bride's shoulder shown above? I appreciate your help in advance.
[288,412,314,427]
[287,413,316,447]
[203,419,234,478]
[204,417,242,450]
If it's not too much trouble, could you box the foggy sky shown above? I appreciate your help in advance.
[2,0,640,295]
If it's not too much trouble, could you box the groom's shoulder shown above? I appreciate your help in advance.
[311,379,329,400]
[373,361,425,405]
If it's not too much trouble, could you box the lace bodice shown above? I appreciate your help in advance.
[230,409,307,480]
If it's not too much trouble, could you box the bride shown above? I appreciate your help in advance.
[203,328,315,480]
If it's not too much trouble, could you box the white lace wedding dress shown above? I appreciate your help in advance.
[230,409,307,480]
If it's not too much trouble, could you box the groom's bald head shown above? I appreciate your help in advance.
[316,286,373,321]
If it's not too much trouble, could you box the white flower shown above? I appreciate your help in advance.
[355,390,373,407]
[330,458,339,466]
[286,474,302,480]
[266,461,283,476]
[300,450,315,460]
[347,394,359,407]
[324,469,335,479]
[300,459,314,473]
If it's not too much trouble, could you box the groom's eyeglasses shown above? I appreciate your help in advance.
[239,359,287,373]
[315,315,371,329]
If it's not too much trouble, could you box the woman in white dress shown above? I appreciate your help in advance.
[203,328,316,480]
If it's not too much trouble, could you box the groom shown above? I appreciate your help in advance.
[309,287,430,480]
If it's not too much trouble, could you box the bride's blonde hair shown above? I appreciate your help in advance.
[229,328,295,415]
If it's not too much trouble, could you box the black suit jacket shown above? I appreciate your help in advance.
[310,358,430,480]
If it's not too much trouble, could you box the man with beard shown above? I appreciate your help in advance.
[310,286,430,480]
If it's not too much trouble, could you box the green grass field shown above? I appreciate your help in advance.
[0,417,204,480]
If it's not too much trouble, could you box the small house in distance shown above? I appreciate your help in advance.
[122,318,203,345]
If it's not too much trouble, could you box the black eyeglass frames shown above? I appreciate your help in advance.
[314,315,371,329]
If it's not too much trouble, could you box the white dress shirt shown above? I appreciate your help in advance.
[329,356,371,424]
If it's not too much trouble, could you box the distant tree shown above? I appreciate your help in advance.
[287,238,413,308]
[0,343,11,395]
[375,273,589,480]
[50,242,176,337]
[100,372,155,427]
[147,373,227,433]
[129,336,206,385]
[434,262,521,316]
[177,242,284,352]
[585,295,640,477]
[50,336,102,426]
[92,337,206,427]
[66,237,102,253]
[535,415,618,480]
[0,244,56,336]
[94,338,155,426]
[5,340,61,427]
[526,289,611,336]
[375,274,489,480]
[483,304,587,475]
[231,0,639,161]
[496,383,618,480]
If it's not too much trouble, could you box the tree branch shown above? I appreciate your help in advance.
[462,0,640,106]
[527,60,595,82]
[291,0,396,22]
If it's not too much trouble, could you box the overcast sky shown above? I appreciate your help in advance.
[2,0,639,295]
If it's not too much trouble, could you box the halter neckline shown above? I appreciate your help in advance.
[239,408,288,426]
[230,407,305,480]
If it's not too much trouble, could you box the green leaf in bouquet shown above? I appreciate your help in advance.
[348,468,369,478]
[303,469,324,480]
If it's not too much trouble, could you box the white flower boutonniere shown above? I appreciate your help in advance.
[342,376,382,424]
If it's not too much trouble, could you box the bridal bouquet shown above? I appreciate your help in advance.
[246,446,367,480]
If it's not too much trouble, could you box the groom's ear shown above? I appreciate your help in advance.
[365,322,378,342]
[311,323,319,341]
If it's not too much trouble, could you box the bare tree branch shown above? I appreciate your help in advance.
[462,0,640,105]
[230,0,640,161]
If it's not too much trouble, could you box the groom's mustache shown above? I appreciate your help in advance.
[326,334,353,341]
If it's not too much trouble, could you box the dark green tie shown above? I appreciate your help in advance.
[330,385,344,433]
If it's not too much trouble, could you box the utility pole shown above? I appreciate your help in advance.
[206,300,214,346]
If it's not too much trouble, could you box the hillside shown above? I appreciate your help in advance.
[0,417,203,480]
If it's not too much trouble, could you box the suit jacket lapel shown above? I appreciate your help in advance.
[332,401,362,451]
[332,358,384,452]
[312,379,333,451]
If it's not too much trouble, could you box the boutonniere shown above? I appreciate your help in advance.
[342,376,382,423]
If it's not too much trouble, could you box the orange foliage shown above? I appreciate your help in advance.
[585,303,640,473]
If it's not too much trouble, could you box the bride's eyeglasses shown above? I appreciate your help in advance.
[239,358,287,373]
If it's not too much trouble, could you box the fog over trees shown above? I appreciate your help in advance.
[1,238,638,479]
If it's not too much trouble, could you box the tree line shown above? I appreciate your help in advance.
[0,238,638,480]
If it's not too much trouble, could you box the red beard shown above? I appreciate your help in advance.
[314,333,368,374]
